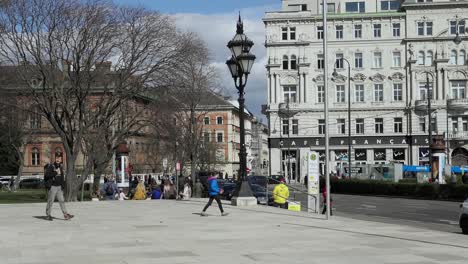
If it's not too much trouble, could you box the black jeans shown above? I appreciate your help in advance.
[203,195,224,213]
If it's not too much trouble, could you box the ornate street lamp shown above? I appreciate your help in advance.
[226,14,256,202]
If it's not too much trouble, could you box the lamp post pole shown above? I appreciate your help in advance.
[322,0,331,219]
[426,72,433,181]
[226,14,256,198]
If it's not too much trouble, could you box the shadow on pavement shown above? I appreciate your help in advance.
[33,216,64,221]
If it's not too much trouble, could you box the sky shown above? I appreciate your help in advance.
[114,0,281,120]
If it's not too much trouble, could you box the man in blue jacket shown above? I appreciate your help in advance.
[201,174,228,216]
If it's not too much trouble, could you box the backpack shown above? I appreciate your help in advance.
[105,184,114,196]
[44,164,56,189]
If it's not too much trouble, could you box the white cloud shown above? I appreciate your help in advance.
[172,5,277,119]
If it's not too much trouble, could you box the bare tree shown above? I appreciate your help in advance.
[0,0,190,200]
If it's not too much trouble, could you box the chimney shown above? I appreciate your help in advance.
[95,61,112,72]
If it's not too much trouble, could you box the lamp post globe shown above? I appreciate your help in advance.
[225,14,257,202]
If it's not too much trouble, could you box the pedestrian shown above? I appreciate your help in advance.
[192,178,204,198]
[44,156,74,221]
[201,174,228,216]
[133,180,147,200]
[180,178,192,200]
[462,172,468,184]
[117,188,128,200]
[304,174,308,187]
[102,177,118,200]
[148,185,162,200]
[321,183,333,215]
[272,178,289,209]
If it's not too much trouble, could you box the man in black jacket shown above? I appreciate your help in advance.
[44,157,74,221]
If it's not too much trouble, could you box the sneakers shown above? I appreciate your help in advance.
[200,212,208,217]
[221,212,229,216]
[64,214,74,220]
[45,215,53,221]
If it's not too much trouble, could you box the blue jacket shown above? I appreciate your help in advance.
[207,177,220,196]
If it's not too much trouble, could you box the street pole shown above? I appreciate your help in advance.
[426,72,433,181]
[322,0,331,219]
[347,60,351,180]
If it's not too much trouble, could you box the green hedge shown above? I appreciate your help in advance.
[330,179,468,201]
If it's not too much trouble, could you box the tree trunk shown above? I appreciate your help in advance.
[64,157,78,202]
[13,163,24,191]
[93,165,104,193]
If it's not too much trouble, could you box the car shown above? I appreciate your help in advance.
[247,175,267,188]
[19,178,44,189]
[268,175,283,184]
[0,178,11,186]
[249,183,273,205]
[220,182,236,200]
[460,198,468,235]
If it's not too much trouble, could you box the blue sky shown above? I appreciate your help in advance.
[114,0,280,119]
[115,0,279,14]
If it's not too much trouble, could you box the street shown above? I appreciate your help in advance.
[287,191,462,233]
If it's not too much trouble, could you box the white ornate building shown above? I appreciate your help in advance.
[264,0,468,182]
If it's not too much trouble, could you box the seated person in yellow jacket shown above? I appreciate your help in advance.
[273,178,289,209]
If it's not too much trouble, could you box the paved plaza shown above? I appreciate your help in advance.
[1,199,468,264]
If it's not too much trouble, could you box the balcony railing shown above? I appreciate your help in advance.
[448,98,468,111]
[448,131,468,140]
[414,99,445,112]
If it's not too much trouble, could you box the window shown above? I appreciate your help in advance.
[290,55,297,70]
[354,24,362,38]
[450,50,457,65]
[336,85,345,103]
[355,52,363,68]
[392,51,401,67]
[419,117,426,132]
[425,51,433,66]
[419,82,433,100]
[373,24,381,38]
[204,132,210,142]
[292,119,299,135]
[337,119,346,134]
[283,86,297,103]
[318,119,325,134]
[30,111,41,129]
[392,23,401,37]
[216,116,223,125]
[381,1,400,11]
[394,118,403,133]
[451,81,466,99]
[31,147,40,166]
[418,22,432,36]
[458,50,466,65]
[282,27,288,40]
[418,51,425,65]
[335,25,343,39]
[374,84,384,102]
[452,118,459,133]
[375,118,384,133]
[336,53,344,69]
[317,54,324,69]
[463,117,468,131]
[217,132,223,143]
[317,26,324,39]
[345,2,365,13]
[373,52,382,68]
[320,3,336,13]
[450,20,465,35]
[204,117,210,125]
[317,85,325,103]
[431,117,437,133]
[356,119,364,134]
[355,84,364,102]
[301,4,307,11]
[283,55,289,70]
[282,119,289,135]
[393,83,403,101]
[290,27,296,40]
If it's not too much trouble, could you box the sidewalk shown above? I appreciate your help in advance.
[0,199,467,264]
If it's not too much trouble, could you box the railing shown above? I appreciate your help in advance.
[448,131,468,139]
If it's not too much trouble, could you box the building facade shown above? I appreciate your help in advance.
[264,0,468,182]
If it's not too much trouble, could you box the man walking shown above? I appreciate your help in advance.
[102,177,118,200]
[273,178,289,209]
[201,174,228,216]
[44,157,74,221]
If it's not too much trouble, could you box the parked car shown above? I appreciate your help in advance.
[268,175,283,184]
[247,175,267,188]
[19,178,44,189]
[220,182,236,200]
[249,183,273,205]
[460,198,468,235]
[0,178,11,186]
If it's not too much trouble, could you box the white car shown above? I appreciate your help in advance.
[460,198,468,235]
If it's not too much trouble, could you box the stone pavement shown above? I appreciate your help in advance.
[1,199,467,264]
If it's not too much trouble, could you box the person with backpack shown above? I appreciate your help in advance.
[102,177,118,200]
[200,174,228,216]
[44,156,74,221]
[273,178,289,209]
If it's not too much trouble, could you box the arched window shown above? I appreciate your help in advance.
[282,55,289,70]
[31,147,40,166]
[425,51,433,66]
[54,147,63,164]
[417,51,425,65]
[450,50,457,65]
[290,55,297,70]
[458,50,466,65]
